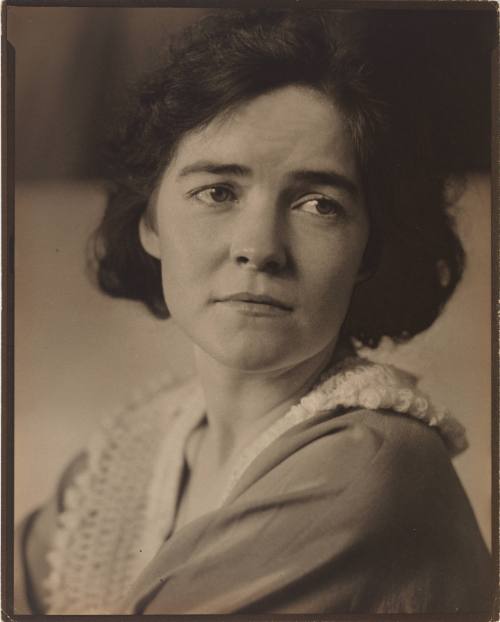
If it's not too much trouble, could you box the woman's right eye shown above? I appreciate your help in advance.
[191,185,237,206]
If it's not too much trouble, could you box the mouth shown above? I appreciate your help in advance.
[215,292,293,315]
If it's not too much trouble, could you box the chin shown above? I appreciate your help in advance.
[215,346,293,373]
[179,316,340,374]
[194,332,296,373]
[201,333,336,376]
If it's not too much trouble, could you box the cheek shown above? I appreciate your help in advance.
[157,204,222,266]
[307,265,357,318]
[300,234,368,321]
[155,227,191,309]
[155,220,218,312]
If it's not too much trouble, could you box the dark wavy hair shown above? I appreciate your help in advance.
[92,9,466,348]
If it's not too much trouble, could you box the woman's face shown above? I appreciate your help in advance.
[142,85,369,373]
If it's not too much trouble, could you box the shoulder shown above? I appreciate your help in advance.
[260,409,491,609]
[251,406,455,499]
[16,451,88,613]
[19,374,202,614]
[223,408,491,613]
[295,409,489,561]
[333,407,457,490]
[243,406,483,552]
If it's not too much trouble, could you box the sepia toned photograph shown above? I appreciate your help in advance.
[4,2,497,617]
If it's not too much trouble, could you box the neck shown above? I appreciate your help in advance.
[193,342,347,467]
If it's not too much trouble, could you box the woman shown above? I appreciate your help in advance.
[14,9,492,615]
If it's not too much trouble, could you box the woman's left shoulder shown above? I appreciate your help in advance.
[223,408,492,614]
[264,407,454,493]
[343,406,458,478]
[258,406,481,547]
[286,409,492,603]
[293,407,468,509]
[304,407,489,547]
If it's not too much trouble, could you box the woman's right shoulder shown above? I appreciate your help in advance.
[15,373,202,614]
[15,452,88,613]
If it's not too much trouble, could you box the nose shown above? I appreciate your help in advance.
[229,204,287,274]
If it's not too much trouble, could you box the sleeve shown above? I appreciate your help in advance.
[127,412,492,615]
[13,453,88,614]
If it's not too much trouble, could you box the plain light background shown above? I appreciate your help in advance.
[9,7,493,549]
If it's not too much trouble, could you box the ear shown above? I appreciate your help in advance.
[139,216,161,259]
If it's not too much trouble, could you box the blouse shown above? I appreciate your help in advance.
[14,356,492,615]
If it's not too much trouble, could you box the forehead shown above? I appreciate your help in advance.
[166,85,357,180]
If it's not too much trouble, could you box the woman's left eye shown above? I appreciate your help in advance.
[292,196,343,218]
[192,186,236,205]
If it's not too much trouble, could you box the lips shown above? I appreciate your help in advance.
[216,292,293,311]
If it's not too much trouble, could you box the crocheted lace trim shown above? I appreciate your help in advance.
[43,375,206,614]
[43,357,467,614]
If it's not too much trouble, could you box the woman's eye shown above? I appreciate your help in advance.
[293,196,343,218]
[192,186,236,205]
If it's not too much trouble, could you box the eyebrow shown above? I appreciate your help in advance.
[290,170,358,197]
[177,161,358,197]
[178,161,252,178]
